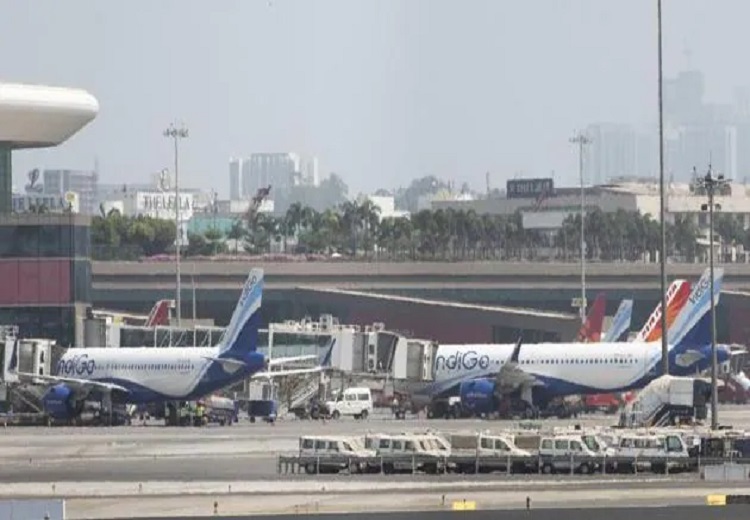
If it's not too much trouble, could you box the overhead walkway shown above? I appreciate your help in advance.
[294,286,579,344]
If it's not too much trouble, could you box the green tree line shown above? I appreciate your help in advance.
[91,204,748,262]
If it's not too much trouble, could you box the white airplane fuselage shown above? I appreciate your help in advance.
[434,342,662,393]
[432,339,726,400]
[53,346,265,403]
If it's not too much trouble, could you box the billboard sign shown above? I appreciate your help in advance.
[137,192,193,213]
[12,191,80,214]
[507,178,554,199]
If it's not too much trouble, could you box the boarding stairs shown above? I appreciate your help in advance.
[619,375,698,428]
[277,374,343,417]
[8,383,47,414]
[283,376,323,413]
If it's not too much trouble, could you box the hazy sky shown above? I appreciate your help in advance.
[2,0,748,197]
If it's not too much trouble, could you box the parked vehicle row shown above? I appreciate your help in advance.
[283,426,750,476]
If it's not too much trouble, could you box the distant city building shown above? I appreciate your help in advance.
[585,68,750,184]
[96,180,159,215]
[586,124,635,185]
[417,190,475,212]
[302,156,320,187]
[228,152,321,214]
[241,153,300,200]
[366,195,409,220]
[432,178,750,233]
[215,198,274,215]
[41,169,98,214]
[229,158,242,200]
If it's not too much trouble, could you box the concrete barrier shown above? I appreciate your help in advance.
[0,498,65,519]
[703,463,750,482]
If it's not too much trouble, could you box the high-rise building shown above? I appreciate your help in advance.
[664,70,705,126]
[587,68,744,184]
[229,158,242,201]
[42,169,98,215]
[302,156,320,187]
[240,152,300,199]
[635,133,658,178]
[585,123,639,184]
[672,125,737,182]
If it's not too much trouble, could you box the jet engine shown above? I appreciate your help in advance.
[41,384,82,421]
[459,378,496,416]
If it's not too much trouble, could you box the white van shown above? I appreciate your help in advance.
[615,433,689,473]
[327,387,373,420]
[538,434,599,474]
[299,435,374,474]
[365,433,446,474]
[451,432,533,473]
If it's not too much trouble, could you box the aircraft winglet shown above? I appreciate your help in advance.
[510,336,523,363]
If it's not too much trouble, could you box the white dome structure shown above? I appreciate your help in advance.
[0,82,99,213]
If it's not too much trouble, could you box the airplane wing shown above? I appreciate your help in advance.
[13,371,129,394]
[493,337,541,394]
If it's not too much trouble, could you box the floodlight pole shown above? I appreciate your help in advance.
[657,0,669,376]
[164,122,189,326]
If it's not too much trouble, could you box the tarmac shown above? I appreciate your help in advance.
[2,407,750,519]
[96,508,750,520]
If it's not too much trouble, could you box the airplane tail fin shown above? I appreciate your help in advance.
[218,269,264,359]
[602,299,633,342]
[669,267,723,349]
[145,299,172,327]
[575,293,606,342]
[635,279,691,342]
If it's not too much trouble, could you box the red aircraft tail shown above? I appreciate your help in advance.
[575,293,606,343]
[145,299,172,327]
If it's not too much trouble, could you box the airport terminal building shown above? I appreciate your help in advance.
[0,82,98,346]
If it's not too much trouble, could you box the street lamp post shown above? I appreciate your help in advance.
[163,122,189,326]
[570,133,590,323]
[695,165,729,430]
[657,0,669,376]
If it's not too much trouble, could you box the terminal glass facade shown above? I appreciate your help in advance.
[0,145,10,214]
[0,307,76,347]
[0,223,90,258]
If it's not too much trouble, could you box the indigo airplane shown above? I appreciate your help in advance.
[9,269,323,422]
[419,267,730,417]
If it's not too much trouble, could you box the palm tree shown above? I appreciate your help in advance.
[285,202,304,238]
[227,219,246,255]
[672,213,699,262]
[339,200,361,257]
[357,199,381,258]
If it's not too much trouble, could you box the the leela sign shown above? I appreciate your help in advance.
[13,191,80,213]
[126,191,194,246]
[136,192,194,214]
